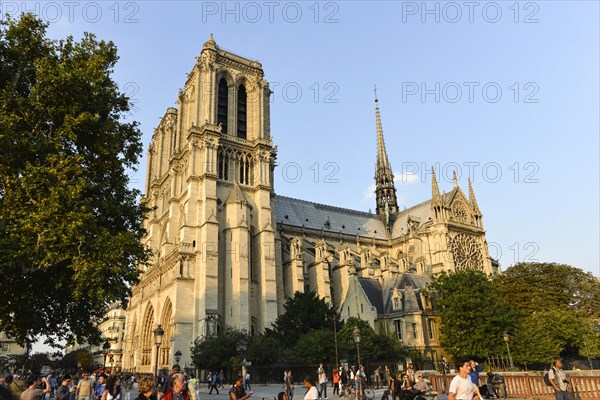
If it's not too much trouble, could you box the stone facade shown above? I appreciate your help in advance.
[123,36,497,372]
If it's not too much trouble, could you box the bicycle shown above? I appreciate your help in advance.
[340,383,375,400]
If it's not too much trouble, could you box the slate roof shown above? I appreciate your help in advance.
[358,277,384,314]
[274,195,388,240]
[391,200,433,237]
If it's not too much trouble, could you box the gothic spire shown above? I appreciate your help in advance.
[431,167,441,201]
[374,87,399,221]
[468,178,481,214]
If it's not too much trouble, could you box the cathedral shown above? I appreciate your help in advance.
[122,35,498,373]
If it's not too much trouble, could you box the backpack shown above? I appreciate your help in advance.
[543,368,556,387]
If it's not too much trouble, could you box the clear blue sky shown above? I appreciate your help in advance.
[8,1,597,302]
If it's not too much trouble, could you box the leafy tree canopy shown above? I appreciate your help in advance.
[191,327,249,371]
[426,269,518,360]
[266,291,340,348]
[0,14,149,346]
[337,317,407,365]
[497,263,600,364]
[496,262,600,318]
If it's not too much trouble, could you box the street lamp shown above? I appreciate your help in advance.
[153,325,165,379]
[102,341,111,371]
[326,315,340,371]
[353,327,363,399]
[236,339,248,378]
[503,333,514,371]
[175,350,182,365]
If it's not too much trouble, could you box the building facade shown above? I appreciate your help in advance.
[123,36,497,372]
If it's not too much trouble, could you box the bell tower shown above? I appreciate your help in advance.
[136,34,279,369]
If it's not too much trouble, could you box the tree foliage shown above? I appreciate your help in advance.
[0,14,149,346]
[426,269,518,360]
[60,349,94,370]
[266,291,340,348]
[190,327,249,371]
[497,262,600,364]
[337,318,407,365]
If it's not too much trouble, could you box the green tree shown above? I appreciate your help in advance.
[426,270,518,360]
[60,349,94,370]
[497,263,600,363]
[337,318,407,365]
[293,328,336,364]
[266,291,340,348]
[0,14,149,346]
[496,263,600,318]
[190,327,248,371]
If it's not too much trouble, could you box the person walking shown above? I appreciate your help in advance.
[56,377,76,400]
[20,376,50,400]
[303,377,318,400]
[76,374,92,400]
[229,376,252,400]
[373,368,380,390]
[4,375,25,400]
[468,361,483,387]
[209,371,219,395]
[134,378,157,400]
[162,374,189,400]
[284,371,294,400]
[243,373,251,392]
[331,370,339,398]
[448,361,481,400]
[317,365,327,400]
[548,359,572,400]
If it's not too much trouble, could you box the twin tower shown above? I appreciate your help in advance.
[122,36,495,373]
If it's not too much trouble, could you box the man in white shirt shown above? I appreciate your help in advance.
[548,359,571,400]
[448,361,481,400]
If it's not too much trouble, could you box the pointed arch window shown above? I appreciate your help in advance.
[217,78,228,134]
[237,84,247,139]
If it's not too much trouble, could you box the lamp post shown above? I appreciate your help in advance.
[236,339,248,378]
[353,327,362,399]
[326,315,340,371]
[153,325,164,379]
[102,341,111,371]
[175,350,182,365]
[503,333,514,371]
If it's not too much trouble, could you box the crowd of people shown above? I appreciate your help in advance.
[0,357,576,400]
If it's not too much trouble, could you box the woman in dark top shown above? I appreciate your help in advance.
[134,378,157,400]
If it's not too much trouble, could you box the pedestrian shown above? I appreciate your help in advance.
[4,375,25,400]
[161,374,189,400]
[373,368,380,390]
[209,371,219,395]
[133,378,156,400]
[94,376,106,400]
[331,370,339,397]
[486,372,506,399]
[302,377,318,400]
[405,365,414,384]
[76,374,92,400]
[284,371,294,400]
[56,377,76,400]
[468,361,483,386]
[317,364,326,400]
[548,359,572,400]
[20,376,50,400]
[277,392,288,400]
[49,376,57,399]
[219,371,225,389]
[244,373,251,392]
[229,376,252,400]
[448,361,481,400]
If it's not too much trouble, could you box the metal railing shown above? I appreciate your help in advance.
[428,374,600,399]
